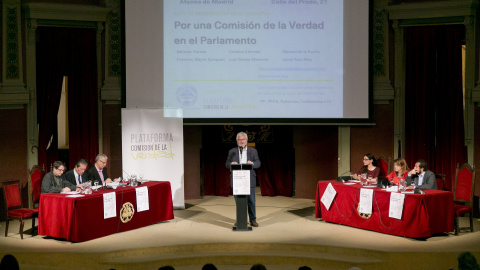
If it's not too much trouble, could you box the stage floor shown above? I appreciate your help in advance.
[1,188,479,270]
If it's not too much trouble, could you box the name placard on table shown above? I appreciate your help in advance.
[359,188,374,215]
[136,186,150,212]
[103,192,117,219]
[321,183,337,210]
[389,192,405,220]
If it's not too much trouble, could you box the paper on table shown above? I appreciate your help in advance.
[359,188,374,215]
[103,192,116,219]
[389,192,405,220]
[232,170,250,195]
[386,186,399,192]
[321,183,337,210]
[135,186,149,212]
[66,194,85,198]
[61,191,78,195]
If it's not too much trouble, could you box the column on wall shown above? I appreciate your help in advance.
[392,20,405,160]
[0,0,28,105]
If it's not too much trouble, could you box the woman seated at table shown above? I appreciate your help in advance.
[353,153,380,183]
[386,158,409,185]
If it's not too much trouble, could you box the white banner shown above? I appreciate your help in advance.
[121,108,185,209]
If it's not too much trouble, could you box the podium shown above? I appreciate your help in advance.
[230,163,253,231]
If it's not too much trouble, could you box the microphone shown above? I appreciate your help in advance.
[123,170,131,179]
[337,168,356,182]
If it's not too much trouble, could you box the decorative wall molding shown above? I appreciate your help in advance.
[387,0,478,20]
[23,3,109,22]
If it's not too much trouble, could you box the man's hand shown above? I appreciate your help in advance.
[105,178,112,184]
[247,160,253,164]
[62,187,71,193]
[231,162,238,165]
[409,168,417,175]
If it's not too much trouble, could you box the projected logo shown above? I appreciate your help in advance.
[176,85,197,106]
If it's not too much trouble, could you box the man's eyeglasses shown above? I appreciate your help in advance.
[99,160,107,165]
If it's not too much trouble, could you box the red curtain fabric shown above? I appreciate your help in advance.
[255,144,294,197]
[36,27,99,170]
[404,25,467,191]
[67,29,99,168]
[36,28,68,169]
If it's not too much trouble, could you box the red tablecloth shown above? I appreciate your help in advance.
[38,181,174,242]
[315,180,454,238]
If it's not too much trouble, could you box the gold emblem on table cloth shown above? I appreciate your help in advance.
[357,205,372,219]
[120,202,135,223]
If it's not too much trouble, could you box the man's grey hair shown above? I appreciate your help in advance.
[75,159,88,167]
[95,154,108,162]
[236,132,248,142]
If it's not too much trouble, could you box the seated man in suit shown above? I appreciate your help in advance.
[65,159,89,186]
[406,159,437,190]
[41,161,80,193]
[87,154,113,186]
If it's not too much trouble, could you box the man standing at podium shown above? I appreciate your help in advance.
[225,131,261,227]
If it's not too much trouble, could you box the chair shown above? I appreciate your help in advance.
[453,163,475,235]
[1,180,39,239]
[434,173,446,191]
[376,155,391,177]
[28,165,45,209]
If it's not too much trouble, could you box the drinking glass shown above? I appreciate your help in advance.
[399,179,406,191]
[361,173,367,185]
[367,176,373,185]
[85,181,92,194]
[94,181,99,190]
[349,172,354,181]
[130,174,137,187]
[139,173,144,182]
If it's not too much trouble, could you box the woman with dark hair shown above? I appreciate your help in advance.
[353,153,380,183]
[386,158,410,185]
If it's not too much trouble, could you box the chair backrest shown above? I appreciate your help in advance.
[435,173,446,191]
[453,163,475,203]
[376,156,390,177]
[28,165,45,207]
[1,180,23,211]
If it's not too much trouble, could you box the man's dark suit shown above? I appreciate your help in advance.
[64,169,89,186]
[406,170,437,190]
[87,166,109,185]
[225,146,261,222]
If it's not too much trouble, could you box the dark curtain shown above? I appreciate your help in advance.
[405,25,466,191]
[37,28,69,169]
[67,29,99,168]
[256,143,294,197]
[36,27,99,170]
[202,126,294,197]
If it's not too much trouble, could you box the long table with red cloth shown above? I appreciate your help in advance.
[315,180,454,238]
[38,181,174,242]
